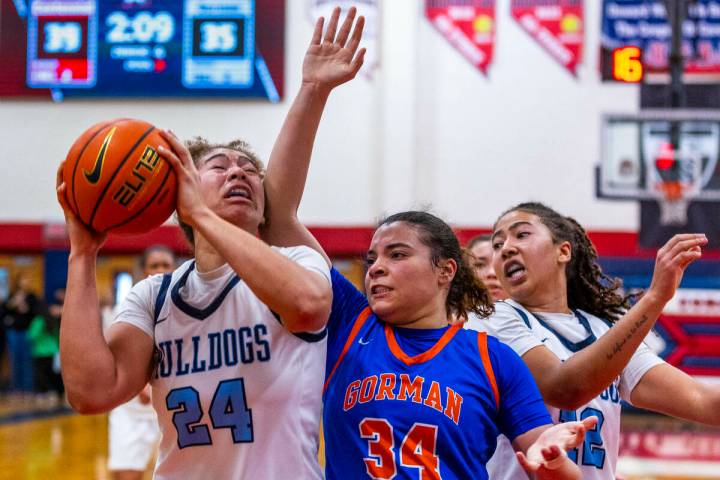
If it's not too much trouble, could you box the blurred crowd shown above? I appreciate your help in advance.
[0,274,65,406]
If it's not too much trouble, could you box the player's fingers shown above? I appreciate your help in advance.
[323,6,341,43]
[56,183,77,221]
[675,248,703,269]
[56,161,65,188]
[159,130,192,170]
[659,233,706,257]
[581,416,598,430]
[541,445,561,461]
[516,452,538,473]
[335,6,356,46]
[350,48,366,75]
[346,15,365,55]
[56,183,69,209]
[157,144,184,175]
[666,235,707,263]
[310,16,324,45]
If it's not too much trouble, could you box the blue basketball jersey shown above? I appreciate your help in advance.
[323,269,552,479]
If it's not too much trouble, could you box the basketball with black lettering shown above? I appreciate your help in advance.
[62,118,177,234]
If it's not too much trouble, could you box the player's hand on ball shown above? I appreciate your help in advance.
[303,6,366,92]
[518,416,597,472]
[647,233,708,304]
[56,162,107,254]
[157,130,207,228]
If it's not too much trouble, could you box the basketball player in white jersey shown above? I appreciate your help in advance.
[57,8,366,479]
[468,202,720,480]
[105,245,174,480]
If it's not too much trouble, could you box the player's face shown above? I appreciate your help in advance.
[365,222,450,327]
[197,148,265,231]
[469,241,507,301]
[143,250,175,276]
[491,211,570,307]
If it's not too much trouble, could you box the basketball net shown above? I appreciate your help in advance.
[657,181,690,225]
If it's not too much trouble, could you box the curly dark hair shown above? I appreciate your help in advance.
[177,137,265,247]
[495,202,632,322]
[378,211,494,321]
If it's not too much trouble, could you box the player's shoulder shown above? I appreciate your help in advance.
[271,244,322,259]
[576,308,614,333]
[129,260,189,297]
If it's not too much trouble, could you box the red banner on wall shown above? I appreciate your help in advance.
[510,0,583,75]
[425,0,497,73]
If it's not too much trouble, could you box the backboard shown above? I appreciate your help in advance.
[597,110,720,225]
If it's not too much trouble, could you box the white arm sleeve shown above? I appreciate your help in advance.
[619,342,666,403]
[274,245,331,285]
[113,277,157,340]
[484,302,544,357]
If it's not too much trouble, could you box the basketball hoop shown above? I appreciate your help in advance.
[656,180,690,225]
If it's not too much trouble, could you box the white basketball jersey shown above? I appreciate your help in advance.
[467,300,664,480]
[116,246,329,480]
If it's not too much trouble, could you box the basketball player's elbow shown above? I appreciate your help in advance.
[66,387,114,415]
[543,376,590,410]
[284,287,332,333]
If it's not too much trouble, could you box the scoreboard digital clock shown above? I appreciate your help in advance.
[0,0,284,100]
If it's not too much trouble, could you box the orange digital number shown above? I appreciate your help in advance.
[359,418,441,480]
[613,46,643,83]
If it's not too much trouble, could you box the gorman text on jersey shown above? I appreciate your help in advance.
[343,373,464,425]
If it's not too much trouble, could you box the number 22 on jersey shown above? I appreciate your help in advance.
[360,418,441,479]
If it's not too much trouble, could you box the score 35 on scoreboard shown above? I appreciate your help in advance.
[0,0,284,100]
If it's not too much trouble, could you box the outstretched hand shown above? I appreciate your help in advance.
[303,6,366,91]
[56,162,107,255]
[647,233,708,304]
[517,416,598,473]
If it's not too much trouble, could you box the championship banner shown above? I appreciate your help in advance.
[601,0,720,79]
[510,0,584,75]
[425,0,497,74]
[307,0,379,79]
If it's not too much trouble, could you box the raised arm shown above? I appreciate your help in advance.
[56,165,154,414]
[522,234,707,410]
[261,6,365,263]
[158,131,331,333]
[630,363,720,426]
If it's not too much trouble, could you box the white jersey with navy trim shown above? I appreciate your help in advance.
[466,300,664,480]
[115,245,330,480]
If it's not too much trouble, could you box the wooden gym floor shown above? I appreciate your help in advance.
[0,393,716,480]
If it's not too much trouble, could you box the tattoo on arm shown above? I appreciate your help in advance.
[606,315,649,360]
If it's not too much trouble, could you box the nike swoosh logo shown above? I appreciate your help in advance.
[358,338,370,345]
[541,338,550,343]
[84,126,116,184]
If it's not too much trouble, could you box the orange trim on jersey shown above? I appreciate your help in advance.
[323,306,373,393]
[384,322,462,366]
[478,332,500,410]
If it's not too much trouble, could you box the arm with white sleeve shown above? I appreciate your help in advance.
[56,165,154,414]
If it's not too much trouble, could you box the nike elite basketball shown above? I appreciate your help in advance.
[62,119,177,234]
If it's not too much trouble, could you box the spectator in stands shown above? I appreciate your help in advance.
[1,273,40,395]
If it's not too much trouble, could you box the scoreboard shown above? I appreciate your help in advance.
[0,0,284,100]
[601,0,720,83]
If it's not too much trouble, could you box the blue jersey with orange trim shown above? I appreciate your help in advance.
[323,269,551,479]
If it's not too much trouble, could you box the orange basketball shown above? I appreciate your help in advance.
[62,118,177,235]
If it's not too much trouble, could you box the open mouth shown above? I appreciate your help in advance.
[503,260,526,282]
[370,285,392,296]
[224,186,252,201]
